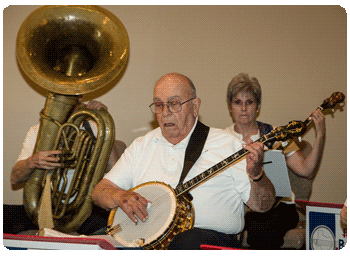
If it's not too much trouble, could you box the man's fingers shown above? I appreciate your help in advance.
[40,150,62,156]
[123,204,148,224]
[122,204,139,224]
[243,142,264,166]
[43,156,60,162]
[246,138,253,145]
[132,194,149,221]
[243,143,261,157]
[119,192,150,223]
[86,100,107,110]
[40,163,62,170]
[132,205,148,222]
[136,194,149,207]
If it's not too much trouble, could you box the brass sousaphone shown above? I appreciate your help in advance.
[16,5,129,233]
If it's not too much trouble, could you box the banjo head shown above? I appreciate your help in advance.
[109,182,177,248]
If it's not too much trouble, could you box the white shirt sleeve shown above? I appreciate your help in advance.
[104,138,137,190]
[17,124,39,161]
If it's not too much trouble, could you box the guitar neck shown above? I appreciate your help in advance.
[174,135,268,197]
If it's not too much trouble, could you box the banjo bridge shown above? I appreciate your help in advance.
[134,238,145,247]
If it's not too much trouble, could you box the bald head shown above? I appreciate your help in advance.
[154,73,196,99]
[152,73,201,145]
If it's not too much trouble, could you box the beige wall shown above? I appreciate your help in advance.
[3,5,347,205]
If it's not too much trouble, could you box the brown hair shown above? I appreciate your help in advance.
[227,73,261,108]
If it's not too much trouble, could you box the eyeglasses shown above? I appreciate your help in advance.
[231,99,256,107]
[149,97,196,114]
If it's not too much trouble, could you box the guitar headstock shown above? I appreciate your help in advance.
[320,92,345,110]
[265,120,307,144]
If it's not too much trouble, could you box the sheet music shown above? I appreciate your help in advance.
[38,228,125,248]
[263,150,292,198]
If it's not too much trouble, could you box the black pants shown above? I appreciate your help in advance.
[3,204,109,235]
[244,202,299,249]
[168,227,241,250]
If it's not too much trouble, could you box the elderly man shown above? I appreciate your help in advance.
[92,73,275,249]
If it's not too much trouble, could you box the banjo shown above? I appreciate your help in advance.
[107,91,345,250]
[106,120,307,249]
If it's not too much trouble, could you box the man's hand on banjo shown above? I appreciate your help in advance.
[92,178,150,224]
[116,189,149,224]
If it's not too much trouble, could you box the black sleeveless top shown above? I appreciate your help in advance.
[256,121,273,136]
[256,121,274,149]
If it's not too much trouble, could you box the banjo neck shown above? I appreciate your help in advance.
[174,104,320,197]
[303,106,323,127]
[174,92,345,198]
[303,91,345,128]
[174,135,269,197]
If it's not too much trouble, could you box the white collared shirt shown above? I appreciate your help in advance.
[105,122,251,234]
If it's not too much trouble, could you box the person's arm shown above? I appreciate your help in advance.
[286,109,326,179]
[92,178,149,224]
[11,150,62,185]
[340,205,347,227]
[12,159,36,185]
[246,171,275,212]
[244,140,276,212]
